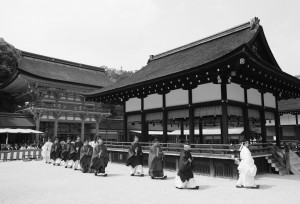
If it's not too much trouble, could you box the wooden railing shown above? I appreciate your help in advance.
[104,141,273,159]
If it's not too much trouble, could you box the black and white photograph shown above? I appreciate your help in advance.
[0,0,300,203]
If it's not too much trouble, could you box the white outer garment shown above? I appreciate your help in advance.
[236,146,257,187]
[42,142,53,163]
[129,165,144,175]
[174,175,197,188]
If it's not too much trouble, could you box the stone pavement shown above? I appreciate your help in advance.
[0,161,299,204]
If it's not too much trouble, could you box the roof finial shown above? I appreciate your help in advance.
[250,17,260,30]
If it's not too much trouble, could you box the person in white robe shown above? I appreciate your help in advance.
[235,141,259,189]
[42,138,53,164]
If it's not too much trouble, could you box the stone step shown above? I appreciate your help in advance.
[279,171,287,176]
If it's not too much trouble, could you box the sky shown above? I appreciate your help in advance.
[1,0,300,75]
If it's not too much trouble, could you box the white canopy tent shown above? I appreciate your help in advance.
[0,128,43,144]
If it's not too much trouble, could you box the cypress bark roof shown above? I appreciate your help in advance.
[86,17,278,97]
[18,51,112,88]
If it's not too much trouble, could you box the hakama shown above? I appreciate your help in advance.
[148,143,166,179]
[74,141,83,170]
[236,146,259,188]
[79,145,93,173]
[61,144,69,164]
[50,143,62,166]
[65,143,76,168]
[126,142,144,176]
[175,150,198,189]
[90,144,109,176]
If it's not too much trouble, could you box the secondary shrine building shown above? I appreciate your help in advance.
[86,17,300,145]
[0,50,111,143]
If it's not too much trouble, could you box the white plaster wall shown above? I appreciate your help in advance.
[264,92,276,108]
[144,94,162,110]
[192,83,221,103]
[247,88,262,106]
[227,83,244,102]
[166,89,188,107]
[126,97,141,112]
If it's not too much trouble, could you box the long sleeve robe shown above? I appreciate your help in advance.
[237,146,257,187]
[50,143,62,161]
[90,144,109,173]
[177,150,194,183]
[148,143,164,177]
[67,143,76,161]
[79,144,93,173]
[74,141,83,161]
[61,144,69,162]
[126,142,143,168]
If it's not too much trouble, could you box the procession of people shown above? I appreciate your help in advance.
[42,135,259,190]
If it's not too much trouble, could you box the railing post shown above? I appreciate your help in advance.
[285,144,290,174]
[209,158,215,177]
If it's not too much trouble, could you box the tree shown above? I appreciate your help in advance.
[104,67,136,83]
[0,38,20,84]
[101,67,137,118]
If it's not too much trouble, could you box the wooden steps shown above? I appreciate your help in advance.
[289,150,300,176]
[265,156,287,176]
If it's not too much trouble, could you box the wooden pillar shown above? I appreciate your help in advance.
[80,114,87,141]
[54,118,58,138]
[123,101,128,142]
[124,113,128,142]
[35,119,40,144]
[275,99,281,146]
[53,111,61,139]
[180,120,184,140]
[243,88,250,142]
[295,114,300,141]
[221,82,228,144]
[188,89,195,143]
[141,98,148,142]
[260,92,267,143]
[162,94,168,143]
[199,117,203,144]
[95,121,99,136]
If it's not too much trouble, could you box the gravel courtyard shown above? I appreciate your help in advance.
[0,160,299,204]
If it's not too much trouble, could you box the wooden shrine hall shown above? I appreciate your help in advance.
[85,17,300,146]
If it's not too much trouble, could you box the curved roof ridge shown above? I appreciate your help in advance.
[20,50,105,72]
[149,17,259,62]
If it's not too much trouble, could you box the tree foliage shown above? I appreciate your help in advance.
[101,67,137,118]
[0,38,20,84]
[104,66,136,83]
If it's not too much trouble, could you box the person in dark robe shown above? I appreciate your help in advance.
[60,141,69,165]
[50,138,62,166]
[126,136,144,176]
[148,138,167,179]
[90,138,109,176]
[79,139,93,173]
[175,142,199,189]
[65,137,76,168]
[74,135,83,170]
